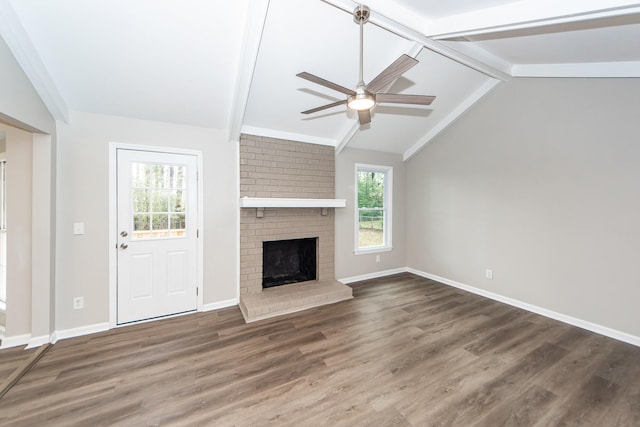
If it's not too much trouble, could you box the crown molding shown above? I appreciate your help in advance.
[240,125,336,147]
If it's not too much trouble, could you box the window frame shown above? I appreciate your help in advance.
[0,156,5,231]
[354,163,393,255]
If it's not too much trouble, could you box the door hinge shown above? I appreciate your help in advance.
[197,229,199,238]
[196,287,199,296]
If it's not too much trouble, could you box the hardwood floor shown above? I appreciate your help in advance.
[1,273,639,426]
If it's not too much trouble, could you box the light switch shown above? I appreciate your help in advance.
[73,222,85,235]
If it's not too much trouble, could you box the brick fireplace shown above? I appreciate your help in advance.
[238,134,352,322]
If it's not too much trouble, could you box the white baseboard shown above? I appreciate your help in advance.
[0,333,31,349]
[26,335,51,349]
[51,322,110,343]
[338,268,407,285]
[202,298,238,312]
[407,268,640,348]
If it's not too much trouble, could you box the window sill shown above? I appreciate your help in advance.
[354,246,393,255]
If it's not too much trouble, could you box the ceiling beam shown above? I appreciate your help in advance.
[0,0,69,123]
[228,0,270,143]
[427,0,640,40]
[335,122,359,155]
[321,0,511,80]
[512,61,640,78]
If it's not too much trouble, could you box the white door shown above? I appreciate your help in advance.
[117,149,198,324]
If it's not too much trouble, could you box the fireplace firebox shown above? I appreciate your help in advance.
[262,238,317,288]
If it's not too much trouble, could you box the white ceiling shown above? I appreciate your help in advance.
[1,0,639,159]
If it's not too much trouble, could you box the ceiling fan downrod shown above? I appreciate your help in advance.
[353,5,370,87]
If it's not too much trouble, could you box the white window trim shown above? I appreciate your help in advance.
[354,163,393,255]
[0,154,6,231]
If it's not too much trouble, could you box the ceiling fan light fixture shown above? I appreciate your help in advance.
[347,93,375,111]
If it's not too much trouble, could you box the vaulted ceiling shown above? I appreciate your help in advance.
[1,0,639,159]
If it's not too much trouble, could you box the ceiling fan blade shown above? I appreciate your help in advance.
[365,54,418,94]
[297,72,356,96]
[358,109,371,125]
[376,93,436,105]
[301,99,347,115]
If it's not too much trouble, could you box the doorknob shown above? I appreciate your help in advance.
[120,231,128,237]
[120,243,128,250]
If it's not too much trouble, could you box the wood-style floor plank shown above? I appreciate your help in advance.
[1,272,639,426]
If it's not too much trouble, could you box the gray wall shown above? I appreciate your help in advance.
[55,111,238,331]
[2,125,32,337]
[0,36,55,135]
[0,33,56,345]
[335,148,406,280]
[406,78,640,337]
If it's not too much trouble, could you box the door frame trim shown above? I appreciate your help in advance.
[108,142,204,328]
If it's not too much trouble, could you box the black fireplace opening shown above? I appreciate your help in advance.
[262,237,317,289]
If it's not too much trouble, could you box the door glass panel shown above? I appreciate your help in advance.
[131,162,187,239]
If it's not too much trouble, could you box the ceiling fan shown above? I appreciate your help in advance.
[297,4,435,125]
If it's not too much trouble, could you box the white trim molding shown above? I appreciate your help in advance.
[0,333,31,349]
[240,197,346,209]
[339,267,407,285]
[202,298,239,312]
[26,335,50,349]
[407,268,640,348]
[51,322,110,343]
[355,163,393,253]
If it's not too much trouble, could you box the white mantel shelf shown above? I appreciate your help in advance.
[240,197,346,208]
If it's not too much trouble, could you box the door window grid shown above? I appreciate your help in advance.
[131,162,187,239]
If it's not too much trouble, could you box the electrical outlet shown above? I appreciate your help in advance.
[485,269,493,279]
[73,296,84,310]
[375,255,381,263]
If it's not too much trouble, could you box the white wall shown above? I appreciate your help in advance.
[406,78,640,338]
[56,111,238,331]
[335,148,406,280]
[3,125,32,337]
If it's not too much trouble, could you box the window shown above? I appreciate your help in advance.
[130,162,187,239]
[355,164,392,253]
